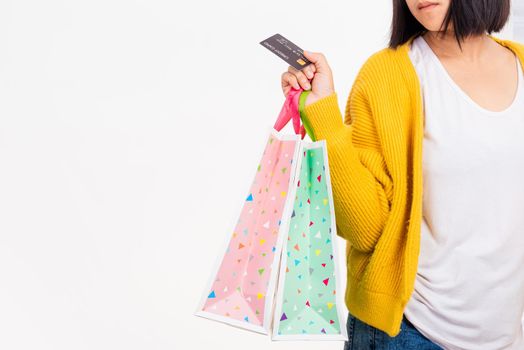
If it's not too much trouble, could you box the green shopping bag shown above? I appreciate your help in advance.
[271,90,348,341]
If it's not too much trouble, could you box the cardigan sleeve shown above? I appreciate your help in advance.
[299,82,394,253]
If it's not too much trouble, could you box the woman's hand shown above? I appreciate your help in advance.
[281,50,335,107]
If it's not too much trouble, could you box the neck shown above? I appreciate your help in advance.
[421,30,493,62]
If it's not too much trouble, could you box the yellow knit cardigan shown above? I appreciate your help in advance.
[298,33,524,337]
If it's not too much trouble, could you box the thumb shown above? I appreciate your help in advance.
[303,50,330,74]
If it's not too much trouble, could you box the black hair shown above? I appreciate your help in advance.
[388,0,511,50]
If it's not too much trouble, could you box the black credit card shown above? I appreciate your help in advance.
[259,33,312,70]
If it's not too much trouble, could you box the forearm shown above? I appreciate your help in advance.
[299,91,391,252]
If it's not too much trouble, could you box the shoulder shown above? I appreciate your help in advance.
[506,38,524,49]
[351,45,411,96]
[502,38,524,56]
[487,34,524,60]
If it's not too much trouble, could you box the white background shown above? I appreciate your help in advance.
[0,1,515,349]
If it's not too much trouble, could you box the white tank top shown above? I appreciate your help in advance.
[404,35,524,350]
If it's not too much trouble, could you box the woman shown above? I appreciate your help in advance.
[281,0,524,349]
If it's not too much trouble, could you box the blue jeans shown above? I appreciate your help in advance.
[343,312,444,350]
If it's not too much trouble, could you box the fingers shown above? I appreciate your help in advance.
[303,50,330,74]
[281,71,300,89]
[302,64,315,79]
[280,54,320,97]
[281,72,300,97]
[287,66,311,90]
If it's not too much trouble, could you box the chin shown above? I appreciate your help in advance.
[421,21,448,32]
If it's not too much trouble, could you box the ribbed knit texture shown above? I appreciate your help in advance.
[298,33,524,337]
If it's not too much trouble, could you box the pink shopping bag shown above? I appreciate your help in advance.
[194,88,306,334]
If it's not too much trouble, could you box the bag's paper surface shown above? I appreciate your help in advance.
[272,140,348,341]
[195,127,303,334]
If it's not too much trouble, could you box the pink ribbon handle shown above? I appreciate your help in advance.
[273,86,306,139]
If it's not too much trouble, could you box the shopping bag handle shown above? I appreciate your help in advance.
[273,87,306,139]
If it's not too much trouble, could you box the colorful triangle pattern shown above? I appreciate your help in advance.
[276,146,342,336]
[200,133,300,329]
